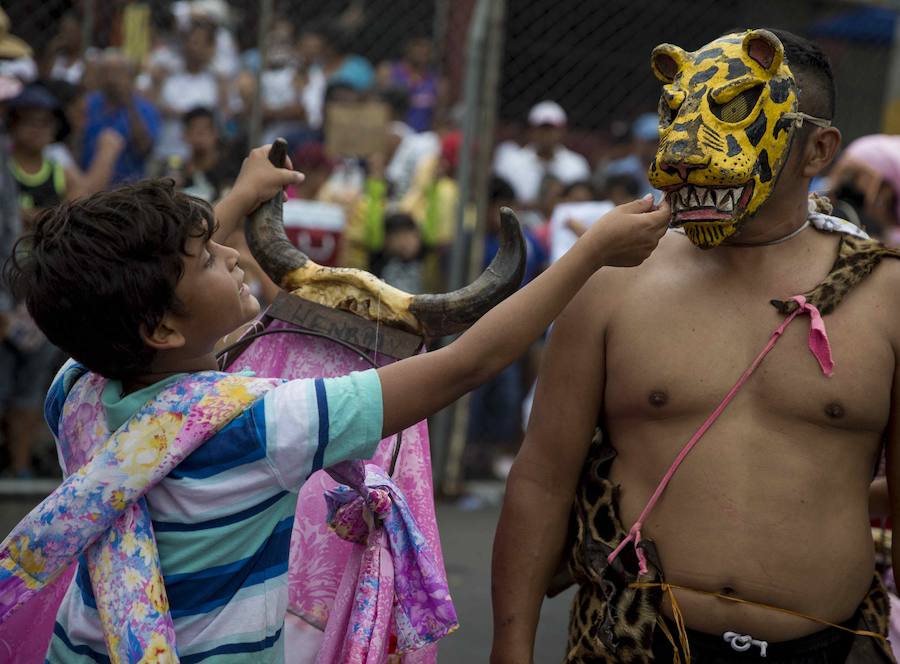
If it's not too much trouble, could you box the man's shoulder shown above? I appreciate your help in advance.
[587,231,689,285]
[494,141,534,168]
[557,146,590,169]
[860,249,900,309]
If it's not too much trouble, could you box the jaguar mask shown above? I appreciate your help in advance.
[647,29,827,249]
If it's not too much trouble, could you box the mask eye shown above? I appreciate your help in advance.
[709,85,764,123]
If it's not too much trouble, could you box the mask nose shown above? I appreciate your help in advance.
[658,156,710,181]
[657,140,710,181]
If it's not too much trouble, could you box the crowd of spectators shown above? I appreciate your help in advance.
[0,2,692,483]
[18,3,899,487]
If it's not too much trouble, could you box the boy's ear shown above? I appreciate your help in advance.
[140,313,186,351]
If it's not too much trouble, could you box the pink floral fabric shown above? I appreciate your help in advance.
[227,319,448,662]
[0,368,279,663]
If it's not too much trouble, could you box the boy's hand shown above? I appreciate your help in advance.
[582,194,671,268]
[230,144,305,215]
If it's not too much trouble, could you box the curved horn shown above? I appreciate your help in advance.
[244,138,310,288]
[246,139,526,338]
[410,206,525,337]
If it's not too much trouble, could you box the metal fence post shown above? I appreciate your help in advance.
[249,0,274,149]
[430,0,491,492]
[440,0,508,496]
[81,0,94,52]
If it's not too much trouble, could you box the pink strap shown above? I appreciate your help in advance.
[607,296,833,575]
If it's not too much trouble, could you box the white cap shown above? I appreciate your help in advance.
[528,101,567,127]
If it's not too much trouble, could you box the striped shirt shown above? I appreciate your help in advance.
[43,365,384,663]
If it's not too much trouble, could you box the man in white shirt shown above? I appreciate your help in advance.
[493,100,590,205]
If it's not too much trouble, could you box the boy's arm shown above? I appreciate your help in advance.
[490,279,608,663]
[212,145,303,243]
[376,196,669,438]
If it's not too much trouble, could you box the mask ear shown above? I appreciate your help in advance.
[651,44,688,83]
[742,29,784,74]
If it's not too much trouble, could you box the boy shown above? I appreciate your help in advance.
[3,145,669,662]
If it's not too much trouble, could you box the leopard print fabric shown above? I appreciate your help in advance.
[565,237,900,663]
[566,435,896,663]
[565,435,663,663]
[772,234,900,316]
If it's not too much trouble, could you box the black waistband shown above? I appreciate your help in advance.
[653,615,856,663]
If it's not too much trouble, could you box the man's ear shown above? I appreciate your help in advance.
[802,126,842,178]
[140,313,186,351]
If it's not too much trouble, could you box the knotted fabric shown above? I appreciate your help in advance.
[315,461,458,663]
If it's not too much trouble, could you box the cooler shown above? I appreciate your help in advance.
[281,199,346,266]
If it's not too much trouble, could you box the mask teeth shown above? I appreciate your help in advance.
[678,187,690,207]
[700,187,714,207]
[714,188,733,212]
[688,187,701,207]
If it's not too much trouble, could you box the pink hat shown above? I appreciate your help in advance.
[0,75,22,102]
[842,134,900,223]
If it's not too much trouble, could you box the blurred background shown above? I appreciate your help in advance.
[1,0,900,659]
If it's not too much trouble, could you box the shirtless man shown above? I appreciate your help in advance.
[492,29,900,663]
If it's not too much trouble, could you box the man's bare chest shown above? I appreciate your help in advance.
[603,284,894,434]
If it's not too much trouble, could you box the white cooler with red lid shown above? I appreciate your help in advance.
[281,199,346,267]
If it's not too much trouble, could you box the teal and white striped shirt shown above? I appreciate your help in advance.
[43,363,384,663]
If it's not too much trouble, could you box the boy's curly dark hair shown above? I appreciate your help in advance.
[4,179,215,379]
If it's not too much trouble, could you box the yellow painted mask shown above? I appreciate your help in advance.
[648,30,810,248]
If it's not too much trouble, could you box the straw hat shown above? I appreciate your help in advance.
[0,9,32,60]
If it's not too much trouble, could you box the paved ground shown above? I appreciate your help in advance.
[0,480,572,662]
[436,495,574,662]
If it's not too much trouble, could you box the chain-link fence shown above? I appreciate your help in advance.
[2,0,899,487]
[8,0,897,200]
[499,0,899,158]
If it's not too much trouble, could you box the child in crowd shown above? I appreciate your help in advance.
[177,106,236,202]
[371,212,426,293]
[7,83,70,219]
[3,144,669,662]
[465,176,550,479]
[3,82,70,478]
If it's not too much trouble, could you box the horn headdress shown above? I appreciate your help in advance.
[246,139,526,337]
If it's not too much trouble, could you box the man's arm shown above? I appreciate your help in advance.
[871,476,890,518]
[887,354,900,573]
[490,276,609,663]
[67,129,126,198]
[126,98,156,158]
[376,198,665,438]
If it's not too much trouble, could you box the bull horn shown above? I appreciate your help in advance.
[244,138,310,287]
[409,206,525,336]
[245,138,527,338]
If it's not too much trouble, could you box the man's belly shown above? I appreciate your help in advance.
[607,416,880,642]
